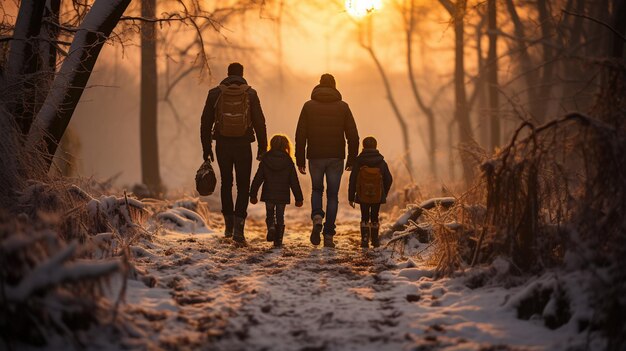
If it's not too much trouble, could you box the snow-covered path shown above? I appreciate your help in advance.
[124,214,416,350]
[120,210,590,351]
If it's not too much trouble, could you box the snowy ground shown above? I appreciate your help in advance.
[116,206,595,351]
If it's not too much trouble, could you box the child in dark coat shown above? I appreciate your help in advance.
[348,136,393,248]
[250,134,304,247]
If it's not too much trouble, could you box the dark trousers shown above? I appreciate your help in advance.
[216,141,252,218]
[360,203,381,223]
[266,203,286,225]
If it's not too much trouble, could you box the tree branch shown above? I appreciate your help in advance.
[562,9,626,42]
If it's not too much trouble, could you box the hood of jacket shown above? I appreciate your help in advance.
[357,149,384,167]
[311,84,342,103]
[220,75,248,86]
[263,150,293,171]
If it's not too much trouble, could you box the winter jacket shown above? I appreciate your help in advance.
[200,75,268,158]
[348,149,393,204]
[295,85,359,168]
[250,150,304,205]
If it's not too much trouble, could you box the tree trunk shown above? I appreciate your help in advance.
[360,15,414,180]
[365,45,414,180]
[610,0,626,59]
[27,0,132,164]
[5,0,46,135]
[487,0,500,151]
[452,0,475,185]
[504,0,540,121]
[39,0,61,75]
[406,0,437,178]
[475,15,488,149]
[534,0,554,123]
[141,0,163,194]
[602,0,626,128]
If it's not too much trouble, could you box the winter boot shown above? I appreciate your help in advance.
[323,234,335,248]
[360,222,370,248]
[266,219,276,242]
[310,215,323,245]
[371,222,380,248]
[274,224,285,247]
[223,215,234,238]
[233,216,246,244]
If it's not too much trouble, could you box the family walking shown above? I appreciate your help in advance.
[200,63,393,249]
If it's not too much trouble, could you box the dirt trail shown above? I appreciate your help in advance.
[124,214,416,351]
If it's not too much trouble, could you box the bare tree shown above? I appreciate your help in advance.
[4,0,46,135]
[27,0,133,163]
[358,15,415,180]
[140,0,162,194]
[403,0,438,178]
[439,0,476,185]
[487,0,499,150]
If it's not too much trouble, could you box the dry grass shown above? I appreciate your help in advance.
[472,113,625,272]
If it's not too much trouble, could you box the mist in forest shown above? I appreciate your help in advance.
[60,1,465,190]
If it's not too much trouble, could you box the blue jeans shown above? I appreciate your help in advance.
[309,158,344,235]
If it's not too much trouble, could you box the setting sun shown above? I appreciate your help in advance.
[345,0,383,18]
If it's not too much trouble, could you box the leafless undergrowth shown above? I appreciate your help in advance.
[0,117,153,346]
[446,63,624,346]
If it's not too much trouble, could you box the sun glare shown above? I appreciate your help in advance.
[345,0,383,18]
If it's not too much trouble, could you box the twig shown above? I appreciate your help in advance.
[562,9,626,43]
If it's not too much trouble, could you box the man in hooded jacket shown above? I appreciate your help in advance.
[295,74,359,247]
[200,62,268,243]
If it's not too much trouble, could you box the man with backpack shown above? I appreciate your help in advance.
[200,62,268,244]
[348,136,393,248]
[295,74,359,248]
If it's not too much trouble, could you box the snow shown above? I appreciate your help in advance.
[419,197,456,209]
[391,204,421,230]
[398,267,435,280]
[5,241,120,302]
[110,206,601,350]
[156,206,210,233]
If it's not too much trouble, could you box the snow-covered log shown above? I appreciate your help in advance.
[5,241,120,302]
[419,197,455,210]
[156,207,207,232]
[27,0,132,163]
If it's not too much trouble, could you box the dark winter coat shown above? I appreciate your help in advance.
[348,149,393,204]
[200,75,268,157]
[250,150,304,205]
[295,85,359,168]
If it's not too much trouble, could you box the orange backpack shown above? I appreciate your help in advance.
[215,84,251,137]
[356,166,383,204]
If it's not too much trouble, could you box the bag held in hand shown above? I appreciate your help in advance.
[215,84,251,137]
[356,166,383,204]
[195,160,217,196]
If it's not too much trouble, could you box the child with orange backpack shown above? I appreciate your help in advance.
[348,136,393,248]
[250,134,304,247]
